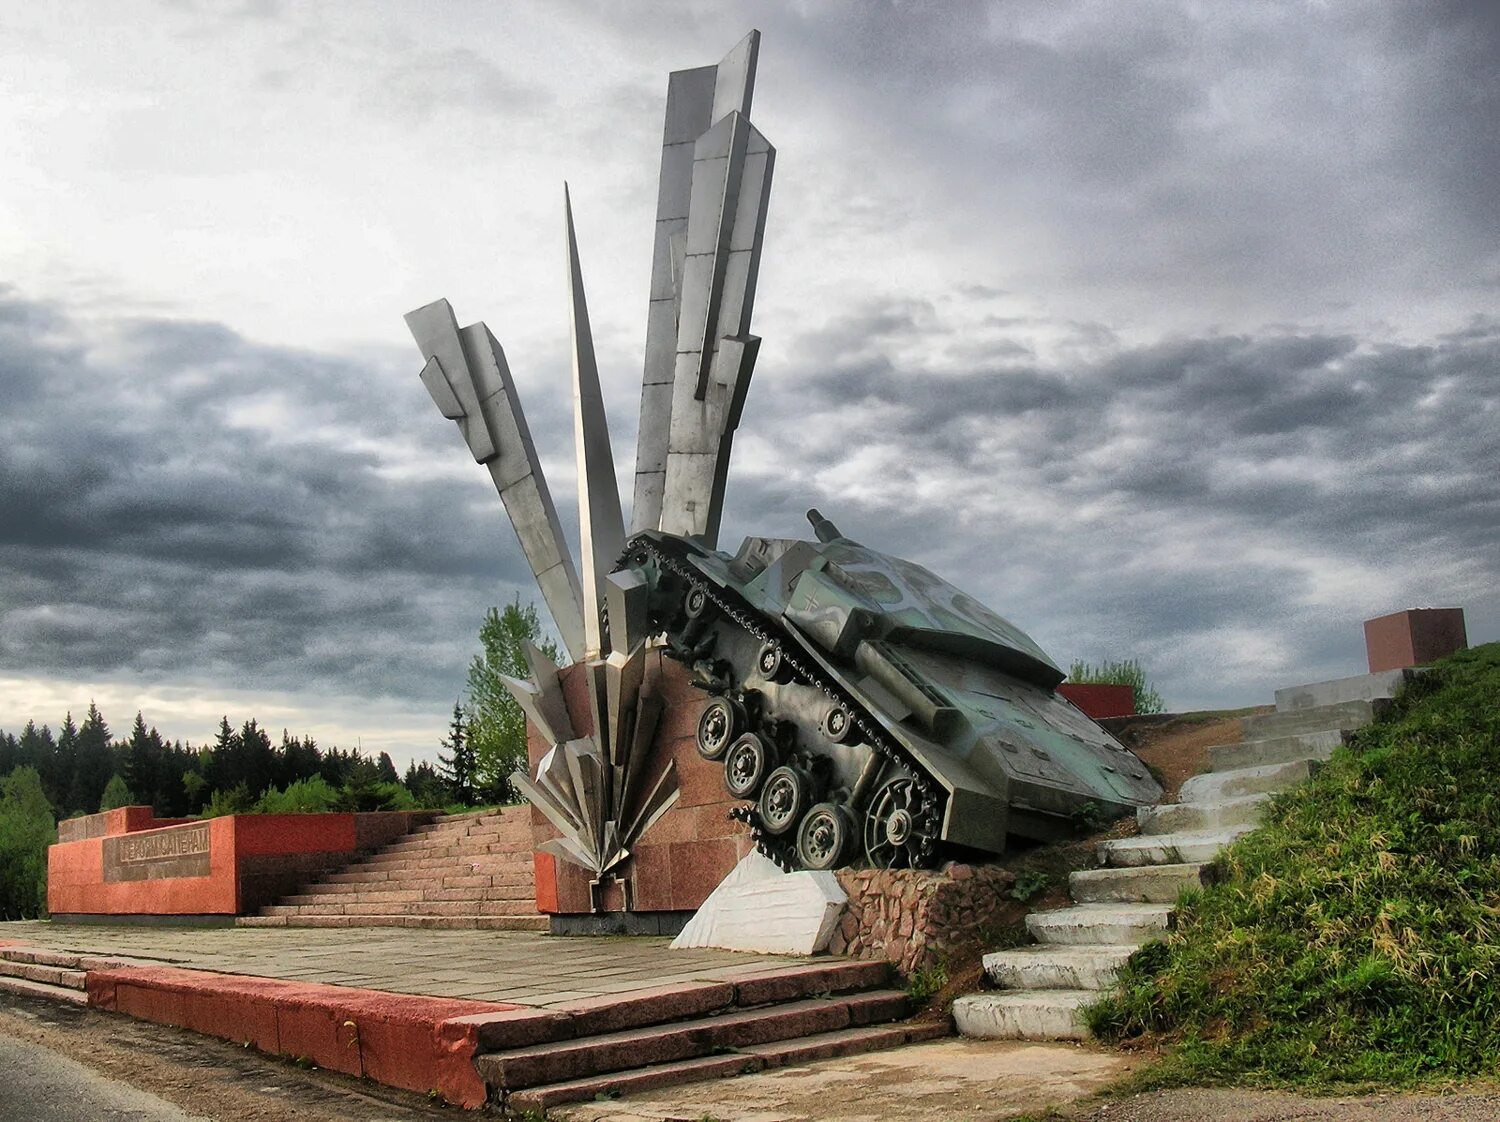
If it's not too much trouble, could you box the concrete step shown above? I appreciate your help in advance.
[237,913,549,931]
[1208,728,1348,772]
[1179,758,1319,802]
[982,945,1136,991]
[477,990,910,1092]
[504,1023,936,1114]
[1138,793,1270,835]
[1069,862,1211,904]
[0,959,87,990]
[1097,826,1254,867]
[1275,669,1416,712]
[0,975,89,1006]
[1025,904,1174,946]
[953,990,1093,1041]
[264,897,540,918]
[1242,698,1389,740]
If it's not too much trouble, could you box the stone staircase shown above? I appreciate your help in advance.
[477,960,945,1113]
[237,806,546,930]
[0,945,117,1005]
[953,669,1412,1040]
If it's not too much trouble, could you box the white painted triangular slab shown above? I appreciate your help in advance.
[671,850,846,956]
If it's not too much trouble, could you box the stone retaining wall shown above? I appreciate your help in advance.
[831,863,1019,977]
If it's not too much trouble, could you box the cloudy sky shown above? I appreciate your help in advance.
[2,1,1496,770]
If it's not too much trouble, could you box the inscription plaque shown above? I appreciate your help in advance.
[103,822,211,883]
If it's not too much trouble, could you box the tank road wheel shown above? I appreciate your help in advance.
[756,640,790,682]
[696,697,743,761]
[683,583,711,619]
[864,777,937,869]
[797,802,855,870]
[724,732,774,799]
[759,765,815,836]
[821,703,856,743]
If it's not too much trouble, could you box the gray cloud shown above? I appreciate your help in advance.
[716,295,1500,706]
[0,287,555,711]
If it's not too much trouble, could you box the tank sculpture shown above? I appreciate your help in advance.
[405,32,1161,881]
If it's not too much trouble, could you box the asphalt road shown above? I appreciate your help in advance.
[0,1030,208,1121]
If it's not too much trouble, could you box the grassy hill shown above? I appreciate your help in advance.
[1089,642,1500,1088]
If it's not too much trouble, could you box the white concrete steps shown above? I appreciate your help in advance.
[1097,826,1256,867]
[1069,862,1211,904]
[952,990,1094,1041]
[1025,904,1174,946]
[1179,758,1319,802]
[1137,793,1270,834]
[1208,728,1350,771]
[1273,669,1416,711]
[1242,698,1390,739]
[982,945,1136,990]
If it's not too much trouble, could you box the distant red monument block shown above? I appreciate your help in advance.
[1057,682,1137,720]
[1364,608,1468,673]
[48,806,433,920]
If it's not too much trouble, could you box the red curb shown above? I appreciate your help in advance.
[84,964,525,1108]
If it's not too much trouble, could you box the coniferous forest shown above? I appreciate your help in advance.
[0,703,461,920]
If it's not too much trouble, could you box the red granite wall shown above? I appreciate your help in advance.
[527,653,751,915]
[48,808,433,917]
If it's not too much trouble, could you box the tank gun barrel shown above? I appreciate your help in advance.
[806,508,844,543]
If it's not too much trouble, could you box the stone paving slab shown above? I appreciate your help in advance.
[0,921,813,1008]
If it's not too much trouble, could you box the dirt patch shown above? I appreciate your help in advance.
[553,1038,1134,1122]
[1030,1084,1500,1121]
[0,993,459,1121]
[1107,710,1266,801]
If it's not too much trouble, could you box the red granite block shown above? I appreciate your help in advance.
[556,981,735,1036]
[625,843,674,912]
[1365,608,1467,672]
[666,837,737,909]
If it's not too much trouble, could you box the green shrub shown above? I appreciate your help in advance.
[1068,658,1165,714]
[201,783,254,818]
[1089,643,1500,1088]
[0,767,56,919]
[99,773,134,811]
[255,776,341,814]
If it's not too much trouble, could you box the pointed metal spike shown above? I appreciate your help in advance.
[565,186,627,657]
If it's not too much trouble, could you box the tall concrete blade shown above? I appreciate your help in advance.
[406,301,585,660]
[565,186,627,658]
[631,30,763,537]
[658,116,775,545]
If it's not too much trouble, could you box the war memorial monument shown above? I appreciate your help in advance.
[401,30,1163,938]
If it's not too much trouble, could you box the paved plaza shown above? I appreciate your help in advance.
[0,921,811,1007]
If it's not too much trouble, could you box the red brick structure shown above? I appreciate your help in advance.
[1056,682,1136,719]
[1364,608,1468,673]
[528,654,750,918]
[48,806,433,919]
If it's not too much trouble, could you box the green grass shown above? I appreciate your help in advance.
[1088,642,1500,1089]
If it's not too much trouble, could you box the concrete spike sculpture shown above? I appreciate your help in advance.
[408,31,1163,881]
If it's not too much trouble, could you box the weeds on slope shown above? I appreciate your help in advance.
[1088,643,1500,1089]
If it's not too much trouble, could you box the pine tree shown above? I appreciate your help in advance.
[437,702,476,805]
[124,712,162,812]
[67,702,112,816]
[48,713,78,812]
[375,751,399,784]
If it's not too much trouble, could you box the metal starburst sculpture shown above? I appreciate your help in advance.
[404,33,773,878]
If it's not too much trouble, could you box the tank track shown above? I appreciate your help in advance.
[614,534,945,871]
